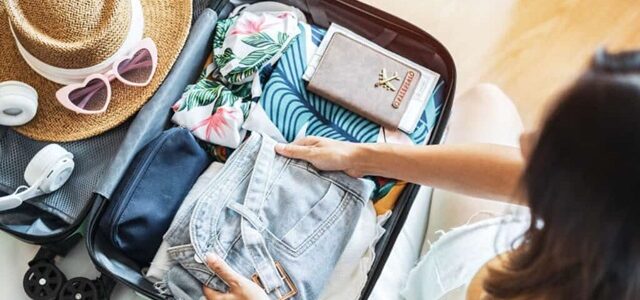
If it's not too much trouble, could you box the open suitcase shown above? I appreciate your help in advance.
[0,0,456,299]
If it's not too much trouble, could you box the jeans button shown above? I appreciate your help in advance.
[194,254,203,264]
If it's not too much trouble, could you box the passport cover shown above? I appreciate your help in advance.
[307,33,422,129]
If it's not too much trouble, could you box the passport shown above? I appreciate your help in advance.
[305,24,439,133]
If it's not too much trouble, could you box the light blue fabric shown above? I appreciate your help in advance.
[401,215,529,300]
[259,23,445,144]
[161,133,374,299]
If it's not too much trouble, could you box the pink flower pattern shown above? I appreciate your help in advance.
[190,106,240,141]
[277,12,292,19]
[230,14,276,35]
[171,101,180,112]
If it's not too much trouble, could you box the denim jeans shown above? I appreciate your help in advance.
[161,133,374,299]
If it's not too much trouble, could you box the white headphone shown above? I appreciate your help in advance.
[0,144,75,211]
[0,81,38,126]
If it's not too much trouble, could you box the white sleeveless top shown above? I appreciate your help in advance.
[400,214,530,300]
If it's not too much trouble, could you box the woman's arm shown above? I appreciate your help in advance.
[356,142,524,202]
[275,137,524,202]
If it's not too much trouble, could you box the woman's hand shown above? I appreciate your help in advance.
[275,136,365,177]
[203,254,269,300]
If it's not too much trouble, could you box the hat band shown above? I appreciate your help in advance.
[10,0,145,86]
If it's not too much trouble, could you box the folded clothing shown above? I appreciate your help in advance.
[372,180,408,215]
[235,1,308,24]
[172,61,250,149]
[159,133,374,299]
[259,23,443,145]
[318,202,389,300]
[147,172,387,300]
[214,12,300,85]
[172,11,301,148]
[99,128,211,266]
[259,23,446,213]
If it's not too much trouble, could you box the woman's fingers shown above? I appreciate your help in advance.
[275,136,329,159]
[206,253,242,287]
[202,254,270,300]
[275,143,314,159]
[292,136,322,146]
[203,286,233,300]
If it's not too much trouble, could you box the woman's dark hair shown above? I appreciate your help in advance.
[484,49,640,299]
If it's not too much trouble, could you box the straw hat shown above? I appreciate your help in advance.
[0,0,192,141]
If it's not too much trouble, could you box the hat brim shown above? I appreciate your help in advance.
[0,0,192,142]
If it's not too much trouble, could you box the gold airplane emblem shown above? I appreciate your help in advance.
[375,68,400,92]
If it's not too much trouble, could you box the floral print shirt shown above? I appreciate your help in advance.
[171,11,300,148]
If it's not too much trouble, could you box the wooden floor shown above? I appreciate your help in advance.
[362,0,640,128]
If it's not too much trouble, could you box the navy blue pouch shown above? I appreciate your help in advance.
[99,127,211,265]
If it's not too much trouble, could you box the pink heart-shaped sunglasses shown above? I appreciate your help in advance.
[55,38,158,114]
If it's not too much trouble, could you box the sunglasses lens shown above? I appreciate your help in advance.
[68,78,108,112]
[117,48,154,85]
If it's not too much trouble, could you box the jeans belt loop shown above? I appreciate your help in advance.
[226,202,266,232]
[237,133,288,293]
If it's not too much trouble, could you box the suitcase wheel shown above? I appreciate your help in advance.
[23,261,67,300]
[58,277,99,300]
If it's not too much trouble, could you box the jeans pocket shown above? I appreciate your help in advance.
[281,184,351,253]
[263,163,353,254]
